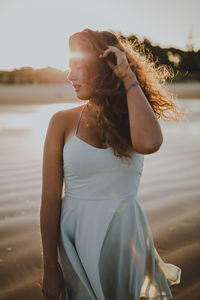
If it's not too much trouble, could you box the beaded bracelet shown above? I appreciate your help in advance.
[126,80,140,93]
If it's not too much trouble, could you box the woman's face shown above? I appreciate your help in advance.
[68,50,99,100]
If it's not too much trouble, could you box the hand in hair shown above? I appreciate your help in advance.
[99,45,135,81]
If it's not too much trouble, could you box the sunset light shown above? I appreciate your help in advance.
[0,0,200,299]
[0,0,199,71]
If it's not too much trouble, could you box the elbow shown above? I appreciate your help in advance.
[144,141,162,154]
[133,135,163,155]
[143,135,163,154]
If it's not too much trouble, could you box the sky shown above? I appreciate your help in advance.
[0,0,199,71]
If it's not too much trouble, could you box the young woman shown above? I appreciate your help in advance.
[40,28,183,300]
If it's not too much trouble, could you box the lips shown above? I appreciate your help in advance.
[73,84,81,90]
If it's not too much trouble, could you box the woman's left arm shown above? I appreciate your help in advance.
[100,46,163,154]
[123,71,163,154]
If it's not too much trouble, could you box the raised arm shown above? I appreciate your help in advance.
[100,46,163,154]
[40,111,66,300]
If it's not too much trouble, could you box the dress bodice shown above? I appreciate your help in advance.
[62,104,144,201]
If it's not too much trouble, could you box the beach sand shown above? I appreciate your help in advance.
[0,95,200,299]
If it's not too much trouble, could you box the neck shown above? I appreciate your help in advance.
[87,102,97,119]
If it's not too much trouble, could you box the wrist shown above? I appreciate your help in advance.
[123,72,137,89]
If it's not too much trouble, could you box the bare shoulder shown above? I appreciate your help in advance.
[47,104,85,143]
[50,104,84,127]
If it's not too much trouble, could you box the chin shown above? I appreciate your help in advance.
[76,95,88,100]
[76,92,91,100]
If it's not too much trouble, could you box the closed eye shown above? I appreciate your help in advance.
[69,65,82,72]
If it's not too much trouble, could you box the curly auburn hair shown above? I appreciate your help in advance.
[69,28,186,164]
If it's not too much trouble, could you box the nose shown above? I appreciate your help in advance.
[67,69,76,83]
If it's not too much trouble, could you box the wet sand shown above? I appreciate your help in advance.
[0,98,200,299]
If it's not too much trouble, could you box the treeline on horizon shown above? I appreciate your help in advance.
[0,34,199,85]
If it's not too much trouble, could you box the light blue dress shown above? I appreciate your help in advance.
[58,104,181,300]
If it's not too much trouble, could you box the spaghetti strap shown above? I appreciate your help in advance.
[74,103,87,136]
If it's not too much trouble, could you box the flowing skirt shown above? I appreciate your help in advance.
[58,195,181,300]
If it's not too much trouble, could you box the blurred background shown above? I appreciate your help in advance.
[0,0,200,299]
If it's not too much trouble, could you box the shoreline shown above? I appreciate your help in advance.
[0,82,199,105]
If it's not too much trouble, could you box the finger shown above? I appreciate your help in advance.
[99,48,113,58]
[108,60,119,70]
[42,290,59,300]
[61,288,66,300]
[100,45,121,57]
[42,289,48,299]
[42,293,51,300]
[108,45,121,52]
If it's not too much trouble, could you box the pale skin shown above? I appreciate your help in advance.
[40,44,162,300]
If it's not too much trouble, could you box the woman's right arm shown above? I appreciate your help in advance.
[40,111,66,300]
